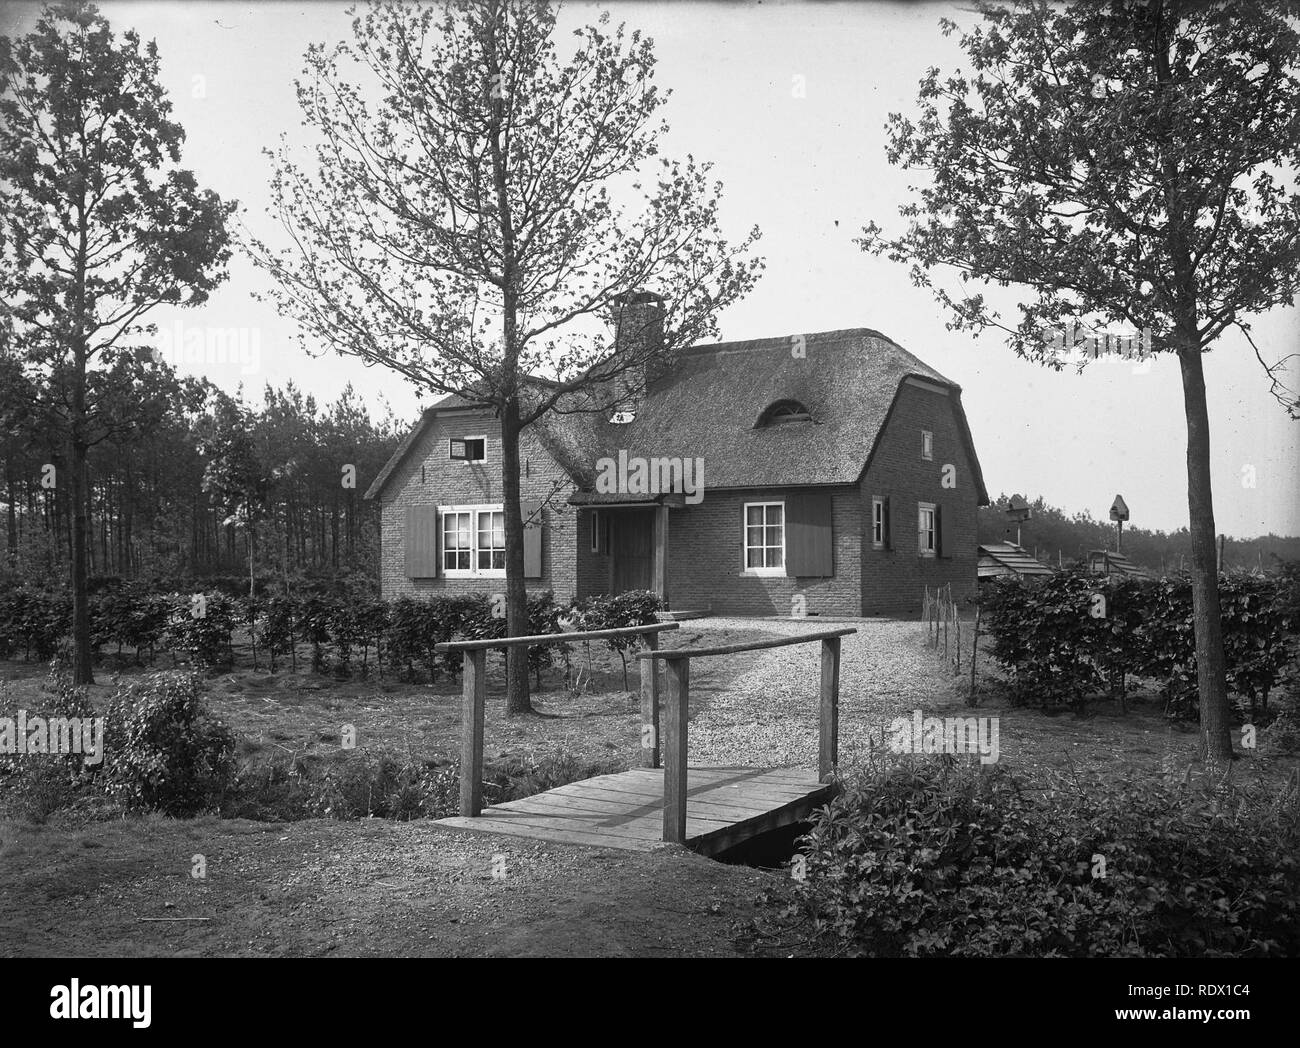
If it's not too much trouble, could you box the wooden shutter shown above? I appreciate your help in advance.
[786,492,833,577]
[522,500,543,578]
[405,504,439,578]
[886,496,899,551]
[937,503,954,558]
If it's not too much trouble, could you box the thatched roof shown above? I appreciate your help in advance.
[367,328,988,503]
[536,328,987,499]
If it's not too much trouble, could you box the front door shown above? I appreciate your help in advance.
[610,509,654,593]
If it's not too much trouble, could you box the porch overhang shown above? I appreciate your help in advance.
[568,490,687,509]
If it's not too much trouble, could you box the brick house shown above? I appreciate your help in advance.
[365,297,988,616]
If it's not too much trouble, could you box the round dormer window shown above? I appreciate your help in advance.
[756,400,812,427]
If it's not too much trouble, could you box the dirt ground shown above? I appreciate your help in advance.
[0,815,802,958]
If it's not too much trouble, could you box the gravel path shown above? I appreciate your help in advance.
[683,617,966,768]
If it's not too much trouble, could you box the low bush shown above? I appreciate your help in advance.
[101,671,236,815]
[221,746,615,823]
[303,751,454,820]
[561,590,663,690]
[780,757,1300,957]
[0,663,100,822]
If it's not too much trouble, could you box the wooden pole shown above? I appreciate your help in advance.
[954,600,961,672]
[459,648,486,817]
[819,637,841,782]
[640,630,660,768]
[662,656,690,844]
[943,586,949,659]
[968,603,980,706]
[653,504,670,607]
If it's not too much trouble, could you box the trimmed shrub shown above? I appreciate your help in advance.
[782,758,1300,957]
[159,592,235,669]
[562,589,663,690]
[978,567,1298,716]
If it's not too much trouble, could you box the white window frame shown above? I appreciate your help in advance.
[440,502,505,577]
[918,501,937,558]
[871,496,885,549]
[590,510,601,553]
[448,434,487,464]
[742,501,786,576]
[921,430,933,461]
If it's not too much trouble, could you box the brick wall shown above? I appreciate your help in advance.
[575,507,613,598]
[666,486,862,616]
[860,381,981,615]
[376,408,579,601]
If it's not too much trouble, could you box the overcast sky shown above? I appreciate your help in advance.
[4,0,1298,538]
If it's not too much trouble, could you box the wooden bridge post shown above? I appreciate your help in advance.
[819,637,840,782]
[662,655,690,844]
[460,648,487,817]
[640,631,660,768]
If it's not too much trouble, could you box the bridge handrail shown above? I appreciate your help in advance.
[637,626,856,660]
[450,620,854,850]
[436,620,679,653]
[448,620,677,820]
[645,626,854,844]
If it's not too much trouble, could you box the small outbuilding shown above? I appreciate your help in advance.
[977,542,1054,580]
[1085,549,1152,579]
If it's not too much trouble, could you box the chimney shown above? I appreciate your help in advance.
[610,291,664,417]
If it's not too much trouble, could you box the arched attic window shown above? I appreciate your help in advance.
[755,399,813,427]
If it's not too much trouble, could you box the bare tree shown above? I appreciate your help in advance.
[248,0,763,713]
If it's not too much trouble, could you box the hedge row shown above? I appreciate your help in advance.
[977,567,1300,716]
[782,758,1300,957]
[0,581,663,683]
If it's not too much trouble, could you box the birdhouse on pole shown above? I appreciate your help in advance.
[1109,494,1129,551]
[1006,494,1032,546]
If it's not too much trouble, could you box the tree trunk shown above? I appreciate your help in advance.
[500,396,533,716]
[1178,344,1233,764]
[69,354,94,685]
[5,464,17,570]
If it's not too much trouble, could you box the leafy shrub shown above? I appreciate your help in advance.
[0,587,70,662]
[978,567,1298,716]
[0,663,100,821]
[782,757,1300,957]
[223,747,606,823]
[562,589,663,689]
[298,752,461,820]
[296,594,334,673]
[259,595,297,672]
[101,671,236,815]
[0,581,657,688]
[159,592,235,669]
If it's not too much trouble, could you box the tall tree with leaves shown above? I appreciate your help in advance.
[861,0,1300,763]
[0,1,235,682]
[195,391,271,599]
[250,0,762,713]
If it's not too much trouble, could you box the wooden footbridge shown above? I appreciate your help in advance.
[434,621,856,857]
